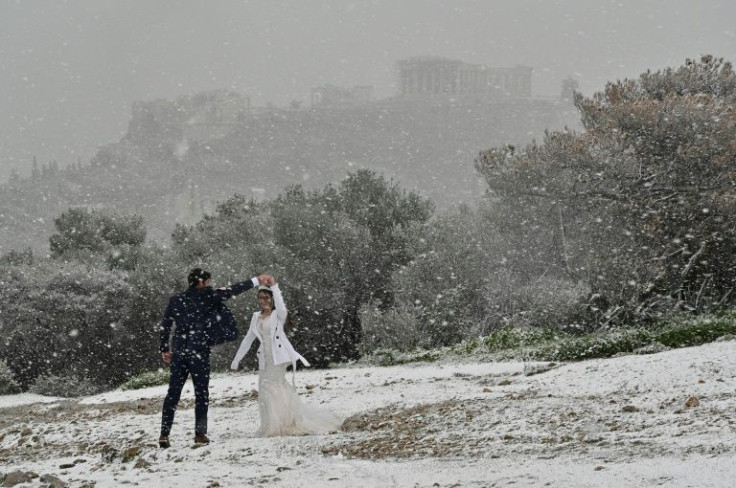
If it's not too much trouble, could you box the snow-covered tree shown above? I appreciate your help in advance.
[476,56,736,325]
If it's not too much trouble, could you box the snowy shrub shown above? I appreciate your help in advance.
[369,349,398,366]
[632,342,671,355]
[507,277,591,329]
[0,261,158,388]
[121,369,170,390]
[537,329,655,361]
[0,360,21,395]
[357,348,440,367]
[391,202,595,348]
[480,327,560,353]
[390,207,494,347]
[359,303,422,353]
[29,374,104,398]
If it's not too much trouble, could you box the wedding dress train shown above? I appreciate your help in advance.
[255,315,342,437]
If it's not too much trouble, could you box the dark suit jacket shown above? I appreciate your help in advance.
[159,279,256,354]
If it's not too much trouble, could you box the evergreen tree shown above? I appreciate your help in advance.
[476,56,736,324]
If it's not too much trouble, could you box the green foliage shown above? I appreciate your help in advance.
[270,172,433,364]
[120,369,170,390]
[388,203,591,346]
[359,302,423,353]
[526,329,655,361]
[271,194,370,365]
[654,316,736,348]
[0,360,21,395]
[49,208,146,258]
[0,261,159,388]
[0,248,33,266]
[171,195,271,263]
[339,170,434,240]
[105,244,147,271]
[363,312,736,366]
[479,327,561,352]
[391,208,486,346]
[478,314,736,362]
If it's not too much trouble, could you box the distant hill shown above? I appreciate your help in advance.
[0,90,580,254]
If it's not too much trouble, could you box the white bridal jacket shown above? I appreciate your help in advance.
[230,284,310,377]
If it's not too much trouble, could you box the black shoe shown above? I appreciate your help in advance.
[194,434,210,445]
[159,435,170,448]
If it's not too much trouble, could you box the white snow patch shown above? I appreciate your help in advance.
[1,342,734,487]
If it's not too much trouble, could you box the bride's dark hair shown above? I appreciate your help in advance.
[284,314,295,334]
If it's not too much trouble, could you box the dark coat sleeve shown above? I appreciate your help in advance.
[213,278,256,302]
[158,296,177,353]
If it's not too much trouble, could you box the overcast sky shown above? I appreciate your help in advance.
[1,0,734,179]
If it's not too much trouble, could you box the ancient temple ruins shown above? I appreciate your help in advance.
[396,57,532,98]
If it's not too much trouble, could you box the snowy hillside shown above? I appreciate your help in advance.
[1,340,735,488]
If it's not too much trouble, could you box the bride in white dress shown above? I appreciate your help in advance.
[230,282,342,437]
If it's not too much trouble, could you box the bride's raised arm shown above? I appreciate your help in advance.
[270,283,288,322]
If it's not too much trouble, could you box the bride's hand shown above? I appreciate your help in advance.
[257,274,276,286]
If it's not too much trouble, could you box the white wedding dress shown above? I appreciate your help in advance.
[255,314,342,437]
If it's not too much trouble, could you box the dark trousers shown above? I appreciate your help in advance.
[160,348,211,437]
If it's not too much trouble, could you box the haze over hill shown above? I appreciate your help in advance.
[1,0,734,181]
[0,84,579,253]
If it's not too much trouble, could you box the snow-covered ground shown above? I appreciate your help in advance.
[1,340,735,487]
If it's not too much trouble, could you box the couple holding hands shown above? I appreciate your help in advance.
[157,268,341,448]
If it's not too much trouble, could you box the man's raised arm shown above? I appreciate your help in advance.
[215,274,274,300]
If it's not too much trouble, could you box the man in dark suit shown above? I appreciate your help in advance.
[158,268,274,448]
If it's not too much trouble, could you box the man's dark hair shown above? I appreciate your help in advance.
[187,268,211,287]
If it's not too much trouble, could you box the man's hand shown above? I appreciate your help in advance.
[162,352,172,364]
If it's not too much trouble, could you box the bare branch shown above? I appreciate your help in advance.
[680,241,708,279]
